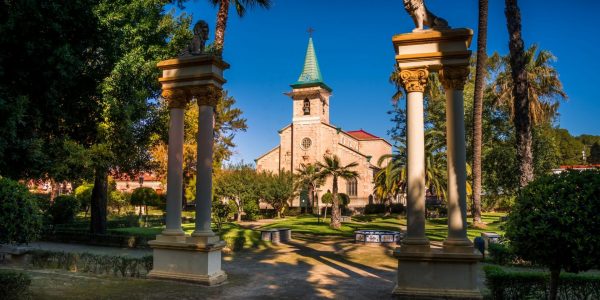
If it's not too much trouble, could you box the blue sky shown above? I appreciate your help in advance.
[174,0,600,164]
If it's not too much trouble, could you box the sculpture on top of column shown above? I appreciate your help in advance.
[181,20,209,56]
[402,0,449,32]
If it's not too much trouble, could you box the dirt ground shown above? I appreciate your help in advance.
[7,235,486,299]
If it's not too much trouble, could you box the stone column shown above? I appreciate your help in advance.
[399,68,430,250]
[191,86,221,237]
[162,88,187,236]
[440,66,472,251]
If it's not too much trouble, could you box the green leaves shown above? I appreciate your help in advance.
[0,178,42,244]
[506,170,600,275]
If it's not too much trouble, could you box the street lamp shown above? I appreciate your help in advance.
[138,174,144,187]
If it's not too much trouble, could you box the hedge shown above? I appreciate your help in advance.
[43,228,153,248]
[484,265,600,299]
[0,269,31,300]
[29,250,153,278]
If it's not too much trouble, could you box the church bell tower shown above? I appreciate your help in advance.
[287,36,332,125]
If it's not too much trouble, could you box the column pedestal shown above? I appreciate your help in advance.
[392,248,481,299]
[148,235,227,285]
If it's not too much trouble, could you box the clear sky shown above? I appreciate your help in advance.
[174,0,600,164]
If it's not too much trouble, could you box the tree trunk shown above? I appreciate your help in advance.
[214,0,230,53]
[330,176,341,229]
[49,179,59,201]
[90,168,108,234]
[549,268,560,300]
[308,185,314,214]
[472,0,488,225]
[505,0,534,187]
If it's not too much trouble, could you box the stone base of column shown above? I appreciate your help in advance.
[392,247,482,299]
[147,235,227,286]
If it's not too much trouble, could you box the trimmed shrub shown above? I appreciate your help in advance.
[47,195,80,224]
[29,250,153,278]
[390,203,405,214]
[488,242,517,266]
[130,187,159,208]
[484,265,600,300]
[364,203,385,214]
[74,183,93,215]
[506,170,600,298]
[32,193,52,213]
[0,270,31,300]
[0,178,42,244]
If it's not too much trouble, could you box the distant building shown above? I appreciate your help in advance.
[114,172,164,194]
[551,164,600,174]
[255,37,392,210]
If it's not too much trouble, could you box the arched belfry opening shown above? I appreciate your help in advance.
[303,99,310,115]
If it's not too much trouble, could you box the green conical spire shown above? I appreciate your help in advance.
[291,37,332,92]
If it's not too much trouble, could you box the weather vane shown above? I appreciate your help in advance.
[307,27,315,37]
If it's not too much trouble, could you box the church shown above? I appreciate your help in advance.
[255,37,392,210]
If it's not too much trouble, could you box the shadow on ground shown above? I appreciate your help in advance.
[14,234,398,299]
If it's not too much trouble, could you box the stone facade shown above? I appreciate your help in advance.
[256,38,391,210]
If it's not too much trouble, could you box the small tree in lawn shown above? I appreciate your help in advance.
[130,187,159,226]
[261,171,295,218]
[321,191,332,221]
[212,197,231,232]
[317,155,359,229]
[506,169,600,300]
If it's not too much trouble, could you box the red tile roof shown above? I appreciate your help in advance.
[346,129,380,140]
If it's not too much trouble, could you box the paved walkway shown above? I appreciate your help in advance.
[13,235,400,299]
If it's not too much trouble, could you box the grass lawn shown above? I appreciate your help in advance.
[260,212,506,241]
[110,223,265,251]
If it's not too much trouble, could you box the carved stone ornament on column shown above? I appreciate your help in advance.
[162,88,188,109]
[400,68,429,93]
[191,85,222,107]
[439,66,470,90]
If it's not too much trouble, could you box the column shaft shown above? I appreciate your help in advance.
[163,108,185,236]
[405,91,428,243]
[193,105,215,236]
[445,88,470,245]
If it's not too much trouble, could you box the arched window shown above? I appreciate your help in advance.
[303,99,310,115]
[346,178,358,196]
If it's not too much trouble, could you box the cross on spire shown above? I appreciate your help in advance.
[307,27,315,37]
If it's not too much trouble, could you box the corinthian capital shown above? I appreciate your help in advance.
[162,88,188,109]
[439,66,470,90]
[400,68,429,93]
[189,85,222,107]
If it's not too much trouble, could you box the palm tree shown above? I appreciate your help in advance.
[294,163,323,214]
[472,0,488,225]
[209,0,272,52]
[317,155,358,229]
[375,129,460,206]
[489,46,566,125]
[504,0,533,187]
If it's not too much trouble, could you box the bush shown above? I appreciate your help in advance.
[130,187,159,208]
[364,203,385,214]
[506,170,600,298]
[31,193,52,213]
[74,183,93,214]
[47,195,80,224]
[0,178,42,244]
[389,203,405,214]
[0,270,31,300]
[29,250,153,278]
[42,228,153,248]
[488,242,517,265]
[483,265,600,300]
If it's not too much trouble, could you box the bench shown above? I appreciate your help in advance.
[481,232,502,249]
[259,228,292,244]
[340,216,352,223]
